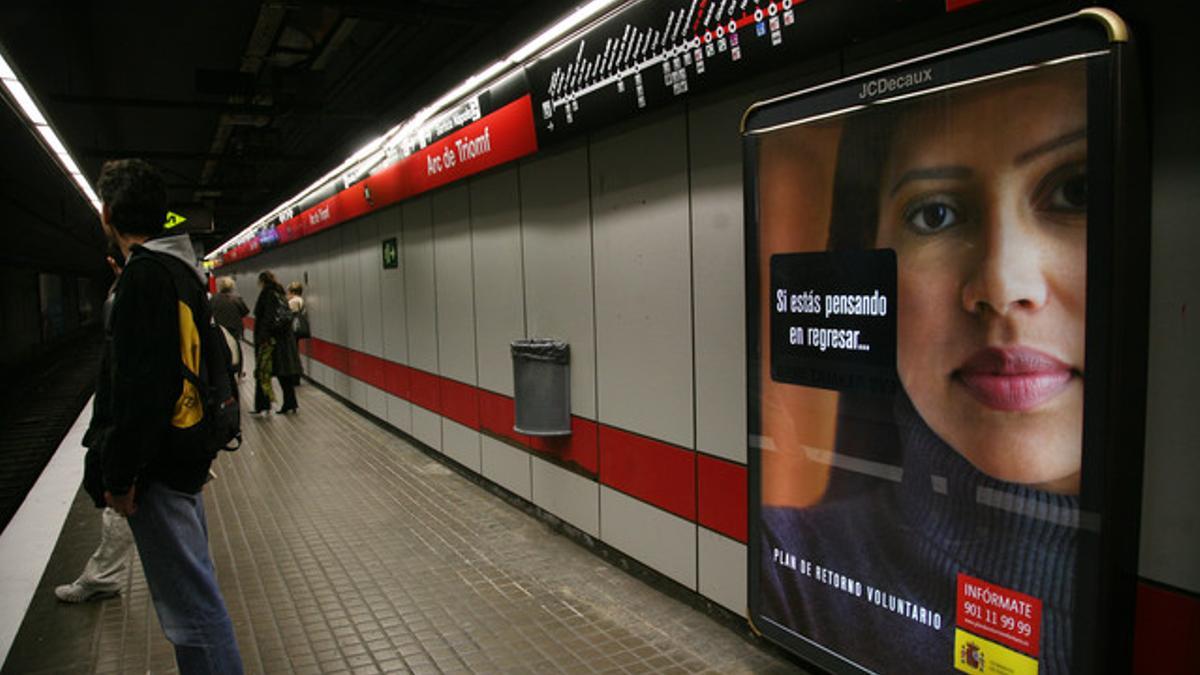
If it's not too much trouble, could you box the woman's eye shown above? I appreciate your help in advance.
[1046,173,1087,211]
[904,200,960,233]
[1035,162,1087,215]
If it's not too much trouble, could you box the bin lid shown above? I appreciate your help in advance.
[511,339,569,364]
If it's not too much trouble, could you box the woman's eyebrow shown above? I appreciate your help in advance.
[1014,127,1086,165]
[889,166,972,196]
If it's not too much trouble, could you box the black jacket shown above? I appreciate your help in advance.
[254,287,302,377]
[102,236,215,495]
[211,291,249,339]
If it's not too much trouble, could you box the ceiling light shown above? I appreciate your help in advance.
[2,78,48,125]
[214,0,632,258]
[35,124,68,155]
[58,153,83,175]
[0,52,16,79]
[1,43,99,214]
[508,0,623,63]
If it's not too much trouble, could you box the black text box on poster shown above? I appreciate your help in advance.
[769,249,898,395]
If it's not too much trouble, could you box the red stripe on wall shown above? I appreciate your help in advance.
[1134,581,1200,674]
[478,389,530,447]
[347,350,370,384]
[599,426,695,521]
[219,96,539,268]
[439,377,480,430]
[383,361,410,400]
[530,416,599,477]
[409,367,440,413]
[364,352,390,391]
[333,341,349,374]
[697,454,748,543]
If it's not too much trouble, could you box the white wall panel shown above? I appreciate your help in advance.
[600,486,697,588]
[330,231,350,397]
[411,406,442,452]
[312,362,329,389]
[442,419,482,474]
[433,185,477,385]
[481,436,531,500]
[386,394,412,435]
[403,198,438,372]
[470,168,525,396]
[689,94,752,463]
[520,146,597,418]
[378,207,408,365]
[531,456,599,538]
[359,214,384,358]
[698,528,747,614]
[344,223,367,406]
[367,385,387,421]
[590,113,693,447]
[344,222,365,352]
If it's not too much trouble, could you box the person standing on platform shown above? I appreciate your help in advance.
[252,271,300,414]
[286,281,307,383]
[210,277,249,376]
[60,247,134,604]
[94,158,243,674]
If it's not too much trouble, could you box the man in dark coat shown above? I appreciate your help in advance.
[95,158,243,673]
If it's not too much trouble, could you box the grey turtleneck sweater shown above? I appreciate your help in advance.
[759,396,1081,674]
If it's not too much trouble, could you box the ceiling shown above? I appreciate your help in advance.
[0,0,564,276]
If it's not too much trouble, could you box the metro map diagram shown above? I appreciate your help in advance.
[530,0,802,137]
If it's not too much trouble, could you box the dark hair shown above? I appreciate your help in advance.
[258,270,285,295]
[822,107,906,503]
[96,159,167,237]
[826,110,900,251]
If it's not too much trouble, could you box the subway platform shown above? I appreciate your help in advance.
[1,374,803,674]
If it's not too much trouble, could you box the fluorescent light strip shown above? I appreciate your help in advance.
[2,47,100,214]
[210,0,626,259]
[2,78,48,125]
[0,53,15,79]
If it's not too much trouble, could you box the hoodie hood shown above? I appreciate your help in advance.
[142,233,205,285]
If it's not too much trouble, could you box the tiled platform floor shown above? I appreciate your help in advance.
[4,374,804,674]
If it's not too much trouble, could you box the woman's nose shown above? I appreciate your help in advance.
[960,212,1049,316]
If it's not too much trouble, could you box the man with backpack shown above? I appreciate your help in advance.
[92,159,243,674]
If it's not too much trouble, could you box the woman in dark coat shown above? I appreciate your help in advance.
[252,271,301,414]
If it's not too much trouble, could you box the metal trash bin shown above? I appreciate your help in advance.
[511,339,571,436]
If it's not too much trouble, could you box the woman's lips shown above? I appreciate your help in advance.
[953,347,1078,412]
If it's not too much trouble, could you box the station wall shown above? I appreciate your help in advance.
[227,89,762,614]
[222,22,1200,650]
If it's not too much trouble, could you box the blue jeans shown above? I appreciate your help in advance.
[127,481,243,675]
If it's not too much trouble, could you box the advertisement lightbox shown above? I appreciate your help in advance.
[744,10,1146,674]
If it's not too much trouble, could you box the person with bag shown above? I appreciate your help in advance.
[252,271,301,414]
[94,158,242,674]
[210,277,249,376]
[58,246,134,604]
[286,282,309,382]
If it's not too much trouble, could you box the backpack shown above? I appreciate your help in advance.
[137,251,242,455]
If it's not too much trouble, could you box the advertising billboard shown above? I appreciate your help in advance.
[744,11,1145,674]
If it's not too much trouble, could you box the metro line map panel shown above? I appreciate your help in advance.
[526,0,943,145]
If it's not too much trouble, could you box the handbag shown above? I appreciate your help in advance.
[292,307,311,339]
[267,294,293,336]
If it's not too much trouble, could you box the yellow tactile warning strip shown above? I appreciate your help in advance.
[4,374,803,674]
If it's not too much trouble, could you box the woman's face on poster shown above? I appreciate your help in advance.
[875,64,1087,493]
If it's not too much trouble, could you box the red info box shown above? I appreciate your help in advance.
[956,573,1042,657]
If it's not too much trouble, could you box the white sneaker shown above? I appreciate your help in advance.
[54,582,119,603]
